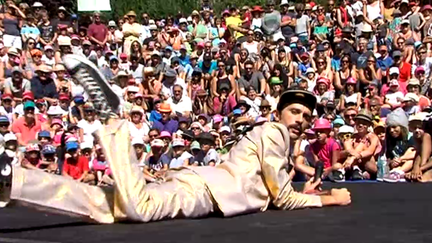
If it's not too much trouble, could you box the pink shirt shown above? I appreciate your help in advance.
[311,137,340,168]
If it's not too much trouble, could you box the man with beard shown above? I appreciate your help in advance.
[0,55,351,223]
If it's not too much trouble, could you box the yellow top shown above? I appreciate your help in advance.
[225,16,244,39]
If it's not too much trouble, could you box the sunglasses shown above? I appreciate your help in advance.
[339,133,352,140]
[345,114,356,118]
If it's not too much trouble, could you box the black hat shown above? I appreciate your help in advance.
[234,100,251,111]
[277,89,317,112]
[197,132,215,145]
[316,44,325,52]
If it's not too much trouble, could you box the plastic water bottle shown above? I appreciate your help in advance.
[377,154,388,182]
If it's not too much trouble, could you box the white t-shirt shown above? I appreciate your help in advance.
[128,121,150,140]
[77,119,102,145]
[42,55,55,67]
[161,78,187,98]
[385,91,404,107]
[167,96,192,115]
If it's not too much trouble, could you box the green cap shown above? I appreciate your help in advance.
[269,76,283,85]
[24,101,35,110]
[190,141,200,150]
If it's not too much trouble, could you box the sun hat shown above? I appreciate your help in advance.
[158,103,172,113]
[159,131,172,139]
[338,125,355,134]
[190,141,201,150]
[26,143,40,152]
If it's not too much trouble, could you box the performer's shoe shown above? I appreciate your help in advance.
[62,54,120,122]
[0,152,12,197]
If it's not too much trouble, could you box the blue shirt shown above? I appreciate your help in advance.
[149,110,162,123]
[377,56,393,71]
[198,61,217,75]
[152,119,179,134]
[179,55,190,67]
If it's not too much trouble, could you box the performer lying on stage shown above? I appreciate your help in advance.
[0,55,351,224]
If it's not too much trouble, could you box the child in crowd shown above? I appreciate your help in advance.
[384,80,404,109]
[169,138,193,168]
[143,139,169,182]
[62,141,94,184]
[92,145,113,186]
[197,132,220,166]
[20,143,42,170]
[119,53,130,70]
[4,133,18,165]
[310,119,340,178]
[190,141,202,166]
[40,144,58,173]
[402,93,420,116]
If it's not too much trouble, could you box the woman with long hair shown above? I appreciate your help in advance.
[338,77,362,111]
[0,0,25,49]
[334,54,357,98]
[383,109,416,182]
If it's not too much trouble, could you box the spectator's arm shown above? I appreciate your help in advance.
[229,75,236,97]
[293,141,315,177]
[358,133,379,159]
[211,76,219,97]
[78,128,84,143]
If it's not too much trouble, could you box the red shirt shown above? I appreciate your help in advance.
[12,117,42,145]
[398,62,412,93]
[311,137,340,168]
[87,23,108,43]
[63,156,89,180]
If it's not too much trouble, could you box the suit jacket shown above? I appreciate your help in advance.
[191,122,322,217]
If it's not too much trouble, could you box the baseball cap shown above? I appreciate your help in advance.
[80,142,93,150]
[66,141,79,151]
[42,144,56,154]
[219,126,231,134]
[38,130,51,138]
[190,141,201,150]
[0,115,9,124]
[389,67,400,75]
[159,131,172,139]
[403,93,419,102]
[390,79,399,87]
[151,139,165,147]
[131,137,145,146]
[392,50,402,58]
[23,91,34,100]
[172,138,185,147]
[24,101,35,110]
[213,114,223,123]
[1,93,13,100]
[4,133,17,142]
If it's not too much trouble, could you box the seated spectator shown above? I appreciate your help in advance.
[77,103,102,145]
[37,130,51,146]
[310,119,340,177]
[383,109,416,182]
[4,133,19,165]
[30,64,59,104]
[0,95,14,123]
[167,84,192,117]
[384,80,404,109]
[0,115,11,136]
[402,93,420,116]
[152,103,178,134]
[143,139,169,182]
[407,78,430,110]
[20,143,43,170]
[196,132,220,166]
[169,138,193,168]
[40,144,58,173]
[62,141,94,183]
[128,106,150,141]
[132,137,147,166]
[12,101,42,147]
[92,145,113,186]
[3,67,31,100]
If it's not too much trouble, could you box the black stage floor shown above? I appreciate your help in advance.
[1,182,432,243]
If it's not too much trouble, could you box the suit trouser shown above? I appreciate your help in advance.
[9,121,215,223]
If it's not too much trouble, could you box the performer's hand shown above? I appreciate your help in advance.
[330,188,351,206]
[302,177,322,194]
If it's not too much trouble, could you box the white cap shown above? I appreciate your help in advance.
[127,86,140,93]
[401,19,410,25]
[338,125,355,134]
[4,133,17,142]
[179,18,187,24]
[403,93,419,103]
[389,67,400,75]
[58,6,66,11]
[219,126,231,134]
[306,67,315,74]
[80,142,93,150]
[280,0,289,6]
[409,112,428,122]
[131,137,145,145]
[32,2,43,7]
[172,138,185,147]
[151,139,165,147]
[47,106,65,116]
[108,20,117,27]
[149,19,156,25]
[401,0,409,4]
[187,16,193,22]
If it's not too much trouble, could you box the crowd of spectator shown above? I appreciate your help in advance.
[2,0,432,186]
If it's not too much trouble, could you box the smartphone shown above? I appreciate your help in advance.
[313,161,324,183]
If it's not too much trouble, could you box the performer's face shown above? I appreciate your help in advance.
[277,103,312,140]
